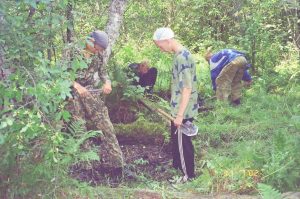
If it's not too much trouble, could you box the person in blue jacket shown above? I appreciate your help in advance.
[205,48,252,105]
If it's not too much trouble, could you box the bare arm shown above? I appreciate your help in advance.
[173,87,192,127]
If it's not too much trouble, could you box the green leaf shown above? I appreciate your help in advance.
[0,122,7,129]
[0,117,14,129]
[18,144,24,150]
[79,60,88,69]
[72,59,88,71]
[78,151,100,162]
[291,115,300,123]
[40,0,51,3]
[6,118,14,126]
[0,134,6,145]
[258,183,282,199]
[62,110,71,121]
[25,0,37,8]
[20,125,29,133]
[53,156,58,163]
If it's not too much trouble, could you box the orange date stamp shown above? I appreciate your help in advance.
[223,169,261,177]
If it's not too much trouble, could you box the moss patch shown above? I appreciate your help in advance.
[114,117,169,145]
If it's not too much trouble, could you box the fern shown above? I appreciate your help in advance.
[68,119,86,137]
[61,120,102,163]
[78,150,100,162]
[258,183,282,199]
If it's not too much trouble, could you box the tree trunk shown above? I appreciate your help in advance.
[61,0,74,63]
[295,3,299,50]
[97,0,127,82]
[66,0,74,43]
[284,0,300,49]
[0,11,6,79]
[251,38,256,73]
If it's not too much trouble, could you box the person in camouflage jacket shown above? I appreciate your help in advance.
[67,30,124,173]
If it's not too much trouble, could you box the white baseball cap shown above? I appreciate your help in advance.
[153,27,174,41]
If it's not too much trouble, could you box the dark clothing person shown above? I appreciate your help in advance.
[138,67,157,93]
[128,62,158,94]
[171,118,195,179]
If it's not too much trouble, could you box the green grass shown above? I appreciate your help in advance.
[108,42,300,194]
[192,83,300,193]
[104,82,300,195]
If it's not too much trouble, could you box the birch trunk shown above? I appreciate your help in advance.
[95,0,128,83]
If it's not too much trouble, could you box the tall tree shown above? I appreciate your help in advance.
[0,9,5,112]
[66,0,74,43]
[0,10,6,80]
[101,0,128,73]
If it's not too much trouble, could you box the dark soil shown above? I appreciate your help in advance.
[69,142,174,187]
[108,101,139,124]
[68,96,177,186]
[69,95,212,187]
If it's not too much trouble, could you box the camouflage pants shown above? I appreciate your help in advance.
[216,56,247,102]
[67,91,124,169]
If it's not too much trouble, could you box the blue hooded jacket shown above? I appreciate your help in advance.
[209,49,252,90]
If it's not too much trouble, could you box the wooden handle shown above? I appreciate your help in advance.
[156,108,174,121]
[138,99,174,121]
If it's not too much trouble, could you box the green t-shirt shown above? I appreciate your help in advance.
[171,48,198,119]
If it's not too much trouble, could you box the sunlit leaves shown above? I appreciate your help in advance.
[71,58,88,71]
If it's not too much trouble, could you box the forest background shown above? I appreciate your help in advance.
[0,0,299,198]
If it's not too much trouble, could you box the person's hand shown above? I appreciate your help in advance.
[173,115,183,127]
[102,82,112,94]
[73,81,90,97]
[243,80,252,88]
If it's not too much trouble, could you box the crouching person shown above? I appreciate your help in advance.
[129,61,158,94]
[205,48,252,105]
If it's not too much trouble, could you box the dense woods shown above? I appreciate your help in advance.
[0,0,299,198]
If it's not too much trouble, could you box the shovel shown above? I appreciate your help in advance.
[138,99,174,121]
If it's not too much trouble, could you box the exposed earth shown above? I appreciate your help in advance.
[70,140,174,186]
[69,100,300,199]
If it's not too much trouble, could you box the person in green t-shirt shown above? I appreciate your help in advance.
[153,27,198,180]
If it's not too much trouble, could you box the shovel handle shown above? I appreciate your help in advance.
[138,99,174,121]
[156,108,174,121]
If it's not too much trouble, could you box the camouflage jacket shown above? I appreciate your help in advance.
[75,52,110,88]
